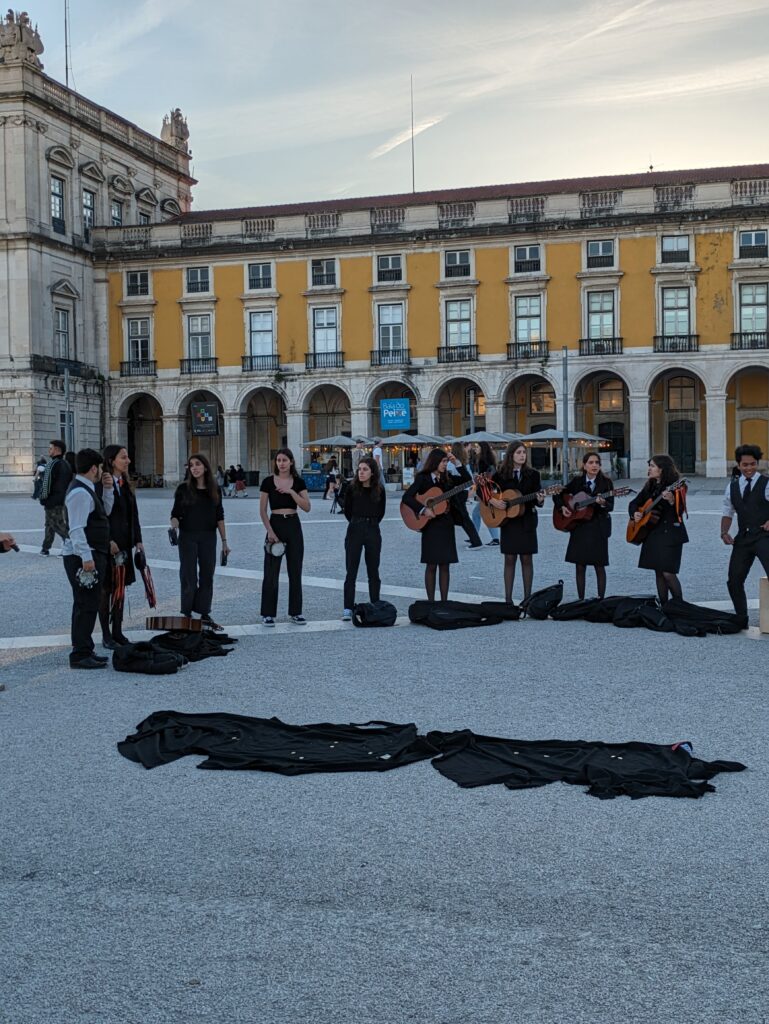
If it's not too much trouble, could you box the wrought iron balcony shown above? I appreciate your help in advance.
[738,244,768,259]
[731,332,769,350]
[514,259,541,273]
[242,354,279,372]
[247,274,272,290]
[437,344,479,363]
[377,268,403,283]
[311,272,337,287]
[653,334,699,353]
[370,348,411,367]
[120,360,157,377]
[30,354,98,380]
[305,350,344,369]
[660,249,690,263]
[578,337,623,356]
[444,264,471,278]
[586,254,615,269]
[180,357,218,374]
[507,340,549,361]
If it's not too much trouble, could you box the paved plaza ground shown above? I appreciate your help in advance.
[1,484,767,1024]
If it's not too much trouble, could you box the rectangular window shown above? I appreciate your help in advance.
[445,299,472,346]
[598,379,625,412]
[138,212,151,226]
[248,310,274,354]
[110,200,123,227]
[739,230,768,259]
[311,259,336,286]
[587,291,615,337]
[514,245,541,273]
[54,308,70,358]
[312,307,338,352]
[515,295,541,343]
[187,314,212,358]
[377,254,402,282]
[82,189,95,237]
[186,267,210,293]
[739,283,768,333]
[127,318,150,362]
[59,409,74,450]
[661,235,689,263]
[51,176,66,234]
[445,250,471,278]
[126,271,149,297]
[662,287,690,335]
[247,262,272,289]
[377,304,403,351]
[586,239,614,268]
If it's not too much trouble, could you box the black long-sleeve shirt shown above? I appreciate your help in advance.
[171,484,224,533]
[343,484,386,522]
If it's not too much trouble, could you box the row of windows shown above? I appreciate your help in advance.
[50,175,152,237]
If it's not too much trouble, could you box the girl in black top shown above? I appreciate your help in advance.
[628,454,688,604]
[402,447,469,601]
[491,441,544,604]
[98,444,144,648]
[259,447,311,625]
[170,453,229,628]
[342,456,387,621]
[553,451,614,600]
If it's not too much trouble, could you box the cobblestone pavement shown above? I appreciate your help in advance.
[1,486,766,1024]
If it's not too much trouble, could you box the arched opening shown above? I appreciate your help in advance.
[574,371,630,465]
[125,394,164,485]
[437,377,485,437]
[180,390,225,471]
[369,381,418,482]
[649,369,706,475]
[306,384,351,439]
[726,366,769,467]
[244,387,287,479]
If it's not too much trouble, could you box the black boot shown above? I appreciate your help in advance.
[99,608,118,650]
[111,607,130,646]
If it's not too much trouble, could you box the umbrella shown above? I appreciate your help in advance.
[379,433,444,446]
[449,430,510,444]
[302,435,358,448]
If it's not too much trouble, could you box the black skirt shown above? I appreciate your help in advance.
[638,522,688,573]
[565,516,610,567]
[420,513,458,565]
[500,513,538,555]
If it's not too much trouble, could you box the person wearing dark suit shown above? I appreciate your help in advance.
[342,456,387,620]
[721,444,769,624]
[490,441,544,604]
[628,454,688,604]
[553,451,614,599]
[402,447,469,601]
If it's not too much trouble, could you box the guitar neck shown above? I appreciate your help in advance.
[427,479,471,508]
[646,479,687,513]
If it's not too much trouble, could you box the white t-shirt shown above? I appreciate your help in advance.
[373,446,384,474]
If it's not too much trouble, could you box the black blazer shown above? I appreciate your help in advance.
[492,466,542,518]
[402,468,469,524]
[555,473,613,536]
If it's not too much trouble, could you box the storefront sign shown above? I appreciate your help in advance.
[380,398,411,430]
[191,402,219,436]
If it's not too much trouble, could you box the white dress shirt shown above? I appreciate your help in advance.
[62,475,114,561]
[721,473,767,517]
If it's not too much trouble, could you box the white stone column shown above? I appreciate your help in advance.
[350,405,369,439]
[286,409,309,460]
[162,414,185,486]
[223,412,247,469]
[483,399,504,434]
[628,393,650,477]
[417,404,438,436]
[705,390,728,478]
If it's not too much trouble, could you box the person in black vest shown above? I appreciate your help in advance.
[553,451,614,599]
[490,441,545,604]
[39,439,73,555]
[721,444,769,625]
[62,449,114,669]
[97,445,145,649]
[170,454,229,628]
[629,455,688,604]
[342,456,386,621]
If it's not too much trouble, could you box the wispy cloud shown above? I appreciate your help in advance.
[369,117,445,160]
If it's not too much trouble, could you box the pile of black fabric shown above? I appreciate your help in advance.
[117,711,746,800]
[549,594,745,636]
[112,642,187,676]
[149,630,238,662]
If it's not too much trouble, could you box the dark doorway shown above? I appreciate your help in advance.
[598,421,625,456]
[529,422,556,469]
[668,419,696,473]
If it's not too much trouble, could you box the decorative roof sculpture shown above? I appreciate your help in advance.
[161,108,190,153]
[0,10,44,68]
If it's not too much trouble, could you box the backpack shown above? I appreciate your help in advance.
[550,598,602,621]
[519,581,563,620]
[408,600,504,631]
[352,600,398,627]
[112,641,184,675]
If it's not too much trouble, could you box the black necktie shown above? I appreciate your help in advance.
[744,479,752,500]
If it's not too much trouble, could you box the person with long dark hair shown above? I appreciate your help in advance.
[98,444,145,648]
[170,453,229,628]
[628,454,688,604]
[491,441,544,604]
[402,447,469,601]
[342,456,386,621]
[260,447,311,625]
[553,450,613,600]
[471,441,500,545]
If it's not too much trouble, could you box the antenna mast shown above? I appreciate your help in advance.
[410,75,415,193]
[64,0,71,88]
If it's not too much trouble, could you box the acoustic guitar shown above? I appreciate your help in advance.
[400,474,485,532]
[479,484,563,529]
[625,478,688,545]
[552,486,635,533]
[146,615,203,633]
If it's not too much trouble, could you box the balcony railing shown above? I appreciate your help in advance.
[514,259,541,273]
[311,272,337,286]
[120,360,157,377]
[731,332,769,350]
[247,274,272,290]
[437,344,479,363]
[653,334,699,353]
[30,354,98,379]
[507,340,549,361]
[377,268,403,283]
[242,354,279,372]
[660,249,690,264]
[444,264,471,278]
[579,337,623,356]
[370,348,411,367]
[306,350,344,369]
[180,357,218,374]
[738,245,769,260]
[586,254,615,269]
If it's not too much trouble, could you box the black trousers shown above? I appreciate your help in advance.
[64,551,108,663]
[457,503,482,546]
[727,532,769,617]
[261,515,304,617]
[178,530,217,616]
[344,520,382,609]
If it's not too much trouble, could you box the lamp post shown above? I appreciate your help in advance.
[561,346,569,485]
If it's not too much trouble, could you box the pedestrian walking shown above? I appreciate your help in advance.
[39,439,73,555]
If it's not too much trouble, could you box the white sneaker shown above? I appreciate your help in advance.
[290,615,307,625]
[262,616,275,627]
[342,609,352,622]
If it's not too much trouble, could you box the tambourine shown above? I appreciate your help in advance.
[264,539,286,557]
[76,567,99,589]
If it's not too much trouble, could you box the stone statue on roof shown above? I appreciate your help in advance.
[0,10,44,68]
[161,108,190,152]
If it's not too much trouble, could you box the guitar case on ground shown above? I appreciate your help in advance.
[408,600,505,630]
[550,598,602,621]
[519,581,563,620]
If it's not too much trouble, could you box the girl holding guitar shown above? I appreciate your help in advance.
[628,455,688,604]
[553,451,613,600]
[401,447,470,601]
[490,441,545,604]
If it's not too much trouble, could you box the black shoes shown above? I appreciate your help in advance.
[70,656,108,670]
[101,635,119,650]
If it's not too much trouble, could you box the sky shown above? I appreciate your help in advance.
[29,0,769,211]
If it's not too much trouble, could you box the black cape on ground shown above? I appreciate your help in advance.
[118,712,746,800]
